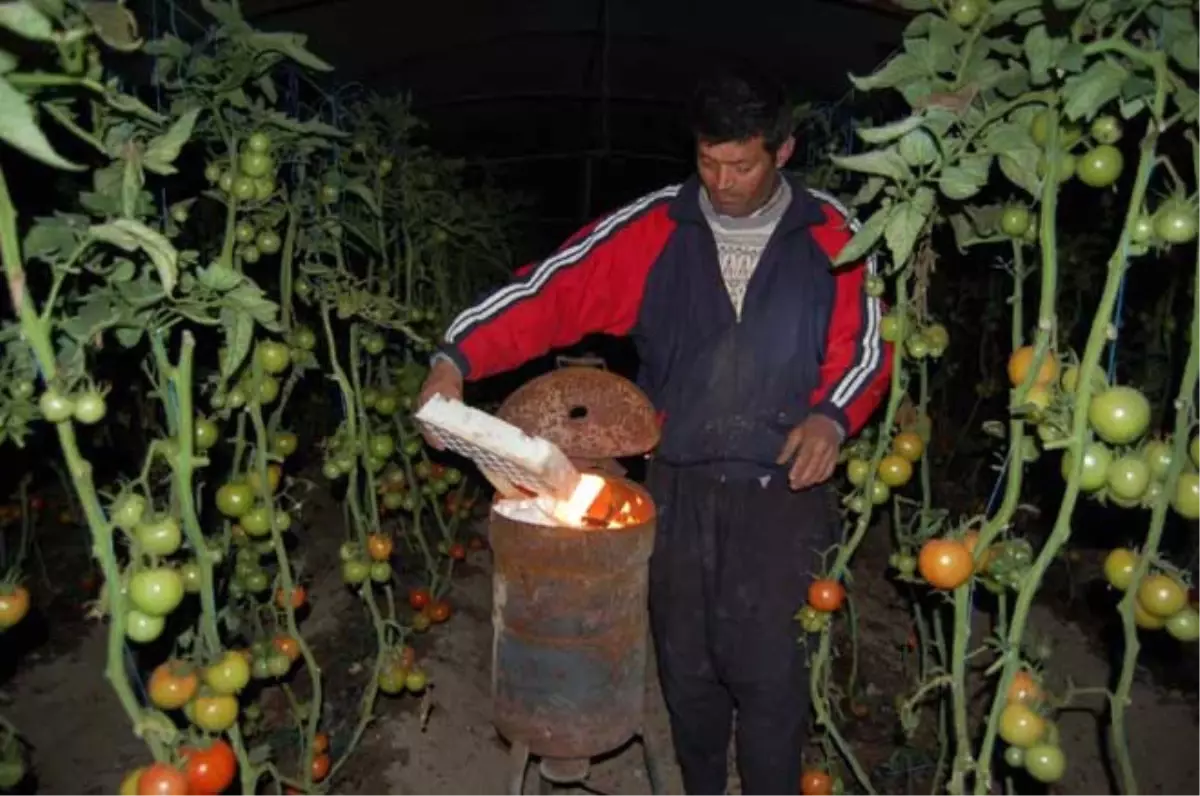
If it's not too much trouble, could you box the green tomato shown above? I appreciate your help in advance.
[1130,215,1155,245]
[267,653,292,677]
[216,482,254,518]
[204,162,223,183]
[180,561,202,593]
[1000,205,1032,238]
[235,222,256,243]
[1076,145,1124,188]
[1023,744,1065,784]
[320,184,339,204]
[272,431,298,457]
[905,334,929,359]
[112,493,148,530]
[1152,198,1198,245]
[880,313,906,342]
[129,568,185,616]
[194,416,220,450]
[137,516,183,556]
[243,570,269,592]
[240,244,261,265]
[71,391,107,424]
[946,0,983,27]
[204,651,251,695]
[1165,607,1200,642]
[239,150,274,179]
[256,230,282,255]
[374,394,398,415]
[1003,745,1024,768]
[363,333,386,355]
[1172,472,1199,520]
[1141,439,1173,480]
[342,559,370,584]
[1191,434,1199,468]
[1105,456,1150,503]
[240,505,272,537]
[256,341,292,375]
[125,609,165,643]
[1087,386,1150,445]
[218,171,235,193]
[232,176,256,201]
[1061,442,1112,492]
[247,131,271,154]
[1090,115,1122,145]
[292,326,317,351]
[370,561,393,583]
[368,434,396,459]
[253,176,276,201]
[39,390,75,423]
[255,375,280,404]
[864,275,885,297]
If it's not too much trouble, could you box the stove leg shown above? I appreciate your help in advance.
[507,740,531,796]
[640,727,667,796]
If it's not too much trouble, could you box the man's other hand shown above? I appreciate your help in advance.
[417,359,464,449]
[776,414,842,491]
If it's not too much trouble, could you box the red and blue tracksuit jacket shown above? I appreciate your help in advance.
[437,174,894,478]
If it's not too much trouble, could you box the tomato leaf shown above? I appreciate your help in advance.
[849,53,923,93]
[343,179,381,217]
[23,212,87,262]
[261,109,347,139]
[1161,8,1200,73]
[1061,60,1128,121]
[938,154,993,200]
[0,78,84,170]
[856,114,927,145]
[218,307,253,380]
[898,129,939,166]
[256,73,277,103]
[831,147,912,182]
[245,31,333,72]
[988,0,1044,24]
[0,49,17,74]
[60,293,121,342]
[1023,25,1065,86]
[833,204,893,267]
[994,62,1032,98]
[89,218,179,295]
[903,12,937,37]
[851,176,887,206]
[884,186,934,268]
[225,282,281,330]
[906,35,957,76]
[985,121,1040,197]
[143,107,202,176]
[114,322,144,348]
[0,1,53,40]
[199,0,250,33]
[1171,84,1198,124]
[927,15,967,51]
[82,1,142,52]
[198,261,243,292]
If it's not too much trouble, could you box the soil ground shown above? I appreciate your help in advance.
[1,469,1196,796]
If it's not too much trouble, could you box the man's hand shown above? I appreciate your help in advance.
[416,359,464,449]
[776,414,842,491]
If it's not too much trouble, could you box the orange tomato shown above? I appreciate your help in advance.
[367,533,393,561]
[147,660,199,710]
[800,769,833,795]
[1007,346,1058,388]
[918,539,974,589]
[807,579,846,612]
[1006,670,1042,706]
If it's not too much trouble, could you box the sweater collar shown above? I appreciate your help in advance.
[670,171,825,233]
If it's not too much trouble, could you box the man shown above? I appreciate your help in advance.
[418,68,893,794]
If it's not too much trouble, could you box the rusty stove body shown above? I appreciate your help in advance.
[488,361,666,794]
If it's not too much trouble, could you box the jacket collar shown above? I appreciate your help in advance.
[668,172,826,233]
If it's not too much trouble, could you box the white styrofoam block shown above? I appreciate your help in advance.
[414,394,581,501]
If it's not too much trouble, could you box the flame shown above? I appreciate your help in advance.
[546,473,648,529]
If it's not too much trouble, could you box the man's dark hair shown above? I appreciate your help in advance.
[688,66,795,153]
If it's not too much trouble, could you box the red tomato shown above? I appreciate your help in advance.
[181,740,237,796]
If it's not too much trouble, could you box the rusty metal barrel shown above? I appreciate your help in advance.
[489,362,660,764]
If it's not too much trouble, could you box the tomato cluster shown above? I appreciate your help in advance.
[842,428,925,516]
[204,130,284,264]
[994,668,1065,783]
[376,643,430,696]
[1102,550,1198,641]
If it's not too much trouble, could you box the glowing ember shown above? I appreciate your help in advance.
[494,473,650,529]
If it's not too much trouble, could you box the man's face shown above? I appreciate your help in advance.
[696,134,795,217]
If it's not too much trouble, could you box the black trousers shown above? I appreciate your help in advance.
[645,462,837,796]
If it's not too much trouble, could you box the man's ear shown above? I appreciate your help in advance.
[775,135,796,168]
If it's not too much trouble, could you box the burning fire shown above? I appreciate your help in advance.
[549,473,647,529]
